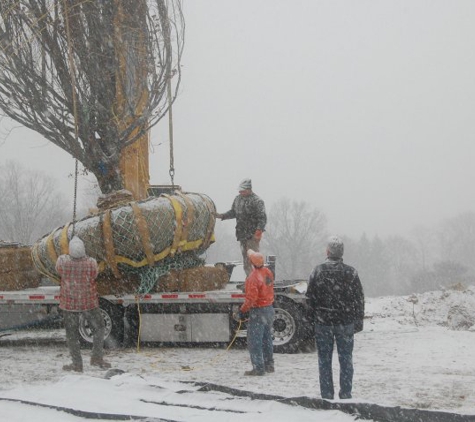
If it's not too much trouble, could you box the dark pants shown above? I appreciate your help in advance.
[247,305,275,372]
[315,323,354,399]
[63,308,105,368]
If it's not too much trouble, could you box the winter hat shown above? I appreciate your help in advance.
[238,178,252,190]
[69,236,86,259]
[247,249,264,267]
[327,236,344,258]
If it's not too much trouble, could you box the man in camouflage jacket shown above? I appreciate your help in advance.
[216,178,267,276]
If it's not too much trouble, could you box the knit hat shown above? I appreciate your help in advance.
[247,249,264,267]
[69,236,86,259]
[238,178,252,190]
[327,236,344,258]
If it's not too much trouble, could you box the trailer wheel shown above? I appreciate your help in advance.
[79,299,124,349]
[272,297,306,354]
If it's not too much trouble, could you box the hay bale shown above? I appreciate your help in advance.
[0,245,42,290]
[156,266,229,292]
[0,246,36,273]
[156,271,180,292]
[95,266,229,295]
[0,270,41,290]
[96,273,142,296]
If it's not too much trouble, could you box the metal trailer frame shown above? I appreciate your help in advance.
[0,272,314,354]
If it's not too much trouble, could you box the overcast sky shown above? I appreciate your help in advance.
[1,1,474,239]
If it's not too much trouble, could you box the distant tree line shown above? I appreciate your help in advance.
[0,161,95,245]
[0,161,69,244]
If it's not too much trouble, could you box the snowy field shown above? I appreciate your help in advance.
[1,286,475,421]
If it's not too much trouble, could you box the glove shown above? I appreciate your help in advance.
[254,229,263,240]
[234,310,248,321]
[354,319,364,333]
[233,311,242,321]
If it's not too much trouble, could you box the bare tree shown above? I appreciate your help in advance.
[263,198,328,280]
[343,233,391,297]
[384,235,419,295]
[411,224,436,272]
[437,212,475,270]
[0,161,69,244]
[0,1,184,195]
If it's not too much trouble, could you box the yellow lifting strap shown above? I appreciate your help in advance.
[59,224,70,255]
[46,232,58,264]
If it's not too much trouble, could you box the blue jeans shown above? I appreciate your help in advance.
[315,323,354,399]
[247,306,275,372]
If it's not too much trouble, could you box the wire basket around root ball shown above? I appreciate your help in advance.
[31,191,217,295]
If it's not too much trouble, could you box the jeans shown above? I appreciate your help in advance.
[247,305,275,372]
[315,323,354,399]
[63,308,105,367]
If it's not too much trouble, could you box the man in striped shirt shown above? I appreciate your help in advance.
[56,236,111,372]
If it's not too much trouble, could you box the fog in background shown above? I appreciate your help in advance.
[1,1,474,295]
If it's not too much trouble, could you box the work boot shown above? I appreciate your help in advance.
[63,363,83,373]
[90,357,111,369]
[265,364,275,373]
[244,369,265,376]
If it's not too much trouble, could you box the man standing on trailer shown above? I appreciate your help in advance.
[56,236,111,372]
[306,236,365,400]
[216,178,267,276]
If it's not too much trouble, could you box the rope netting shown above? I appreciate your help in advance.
[31,191,216,294]
[126,253,205,294]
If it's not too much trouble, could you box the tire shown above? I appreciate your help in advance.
[272,297,309,354]
[79,299,124,349]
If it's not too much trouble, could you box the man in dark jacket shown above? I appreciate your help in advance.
[216,178,267,276]
[306,236,364,400]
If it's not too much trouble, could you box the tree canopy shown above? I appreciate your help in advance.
[0,0,184,194]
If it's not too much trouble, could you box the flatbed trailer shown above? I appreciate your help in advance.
[0,275,314,353]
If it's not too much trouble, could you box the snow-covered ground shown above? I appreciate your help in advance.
[1,286,475,421]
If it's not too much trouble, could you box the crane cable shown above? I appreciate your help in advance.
[167,78,175,189]
[62,0,80,236]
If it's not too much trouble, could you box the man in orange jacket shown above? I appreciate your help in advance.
[237,250,275,376]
